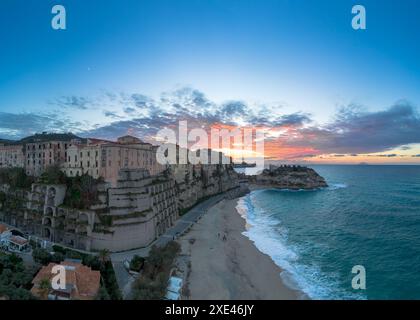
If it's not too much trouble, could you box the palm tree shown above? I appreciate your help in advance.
[38,278,51,300]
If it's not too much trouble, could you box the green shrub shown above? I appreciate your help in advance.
[32,248,52,265]
[132,241,180,300]
[130,255,145,272]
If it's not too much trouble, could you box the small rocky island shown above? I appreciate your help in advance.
[249,165,328,190]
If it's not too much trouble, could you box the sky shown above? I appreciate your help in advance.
[0,0,420,164]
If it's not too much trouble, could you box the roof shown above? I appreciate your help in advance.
[0,224,9,234]
[31,261,101,300]
[87,138,116,145]
[9,235,28,246]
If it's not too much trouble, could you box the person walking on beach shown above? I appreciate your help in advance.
[222,234,227,241]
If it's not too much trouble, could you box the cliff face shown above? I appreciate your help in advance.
[249,165,328,190]
[171,164,241,212]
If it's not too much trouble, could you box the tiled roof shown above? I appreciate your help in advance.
[31,261,101,300]
[9,235,28,246]
[0,224,9,234]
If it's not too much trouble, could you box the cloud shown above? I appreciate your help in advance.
[0,112,83,140]
[292,102,420,154]
[400,145,412,151]
[2,88,420,162]
[377,154,398,157]
[103,111,124,119]
[51,95,93,110]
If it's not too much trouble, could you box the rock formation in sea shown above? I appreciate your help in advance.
[248,165,328,190]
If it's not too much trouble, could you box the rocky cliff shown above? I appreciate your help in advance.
[249,165,328,190]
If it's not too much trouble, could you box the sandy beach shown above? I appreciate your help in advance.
[178,197,302,300]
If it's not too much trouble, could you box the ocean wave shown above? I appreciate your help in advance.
[235,194,365,300]
[327,183,348,190]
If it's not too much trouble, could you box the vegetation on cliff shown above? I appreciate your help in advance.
[0,168,34,190]
[0,252,37,300]
[38,165,104,209]
[132,241,180,300]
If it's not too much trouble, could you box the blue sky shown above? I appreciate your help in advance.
[0,0,420,163]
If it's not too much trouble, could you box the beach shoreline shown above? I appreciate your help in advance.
[178,196,304,300]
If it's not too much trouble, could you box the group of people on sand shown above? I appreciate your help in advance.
[217,232,227,241]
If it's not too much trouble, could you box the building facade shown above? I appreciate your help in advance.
[25,140,76,176]
[0,144,24,169]
[63,136,164,185]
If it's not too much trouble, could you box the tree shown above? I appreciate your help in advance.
[130,255,145,272]
[32,248,52,265]
[98,249,110,270]
[38,278,51,300]
[95,286,110,300]
[0,191,6,209]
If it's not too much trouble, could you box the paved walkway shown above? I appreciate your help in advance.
[110,193,226,298]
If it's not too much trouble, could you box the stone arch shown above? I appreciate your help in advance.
[43,227,52,240]
[46,187,57,206]
[44,206,54,217]
[43,216,53,227]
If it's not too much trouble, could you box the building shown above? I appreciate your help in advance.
[1,168,178,252]
[6,235,29,252]
[0,144,24,168]
[63,135,164,185]
[0,224,29,251]
[0,224,12,247]
[31,260,100,300]
[25,140,76,177]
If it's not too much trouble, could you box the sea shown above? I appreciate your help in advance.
[235,165,420,300]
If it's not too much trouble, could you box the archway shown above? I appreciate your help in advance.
[47,187,57,206]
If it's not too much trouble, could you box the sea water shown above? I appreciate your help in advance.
[236,165,420,300]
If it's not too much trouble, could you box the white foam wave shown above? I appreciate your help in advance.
[327,183,348,190]
[235,193,365,300]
